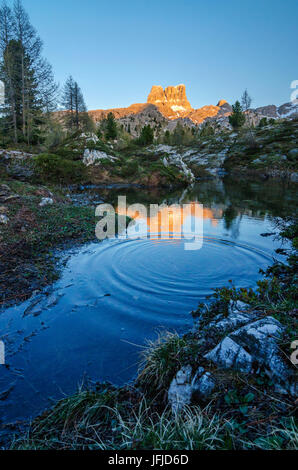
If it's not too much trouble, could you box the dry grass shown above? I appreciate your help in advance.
[137,332,190,392]
[13,391,297,450]
[99,401,227,450]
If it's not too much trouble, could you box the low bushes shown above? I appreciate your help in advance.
[34,153,87,184]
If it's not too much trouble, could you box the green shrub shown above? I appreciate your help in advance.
[118,159,139,177]
[54,147,82,161]
[34,153,86,184]
[199,123,215,137]
[259,117,268,128]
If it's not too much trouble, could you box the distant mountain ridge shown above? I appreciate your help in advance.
[89,84,231,124]
[88,84,298,136]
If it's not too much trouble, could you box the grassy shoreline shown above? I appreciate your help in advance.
[0,179,130,307]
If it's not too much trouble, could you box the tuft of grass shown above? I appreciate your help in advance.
[137,332,190,393]
[12,386,130,450]
[101,402,227,450]
[12,388,298,450]
[13,397,228,451]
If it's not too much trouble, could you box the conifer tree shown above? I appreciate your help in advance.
[138,124,154,145]
[105,112,117,140]
[229,101,245,130]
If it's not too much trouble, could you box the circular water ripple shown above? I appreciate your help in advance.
[67,234,273,327]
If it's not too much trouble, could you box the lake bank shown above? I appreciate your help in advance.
[0,177,297,449]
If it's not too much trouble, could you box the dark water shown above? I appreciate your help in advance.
[0,177,296,432]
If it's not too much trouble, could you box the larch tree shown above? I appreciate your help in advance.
[73,81,87,128]
[61,76,87,131]
[241,89,252,111]
[0,0,57,144]
[0,2,17,141]
[241,89,253,130]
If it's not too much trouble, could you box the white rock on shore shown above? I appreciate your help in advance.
[168,365,216,412]
[83,149,118,166]
[0,214,9,224]
[39,197,54,207]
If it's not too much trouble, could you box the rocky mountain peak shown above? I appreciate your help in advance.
[147,84,192,115]
[217,99,228,107]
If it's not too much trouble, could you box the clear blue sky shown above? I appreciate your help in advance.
[20,0,298,110]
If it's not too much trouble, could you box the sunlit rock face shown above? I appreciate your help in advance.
[147,84,193,117]
[217,99,228,107]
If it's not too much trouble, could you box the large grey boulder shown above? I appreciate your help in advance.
[229,317,283,359]
[229,317,292,385]
[205,336,253,373]
[205,316,296,395]
[208,312,258,334]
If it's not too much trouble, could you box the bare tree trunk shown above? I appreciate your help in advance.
[12,94,17,143]
[21,52,26,137]
[7,58,18,143]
